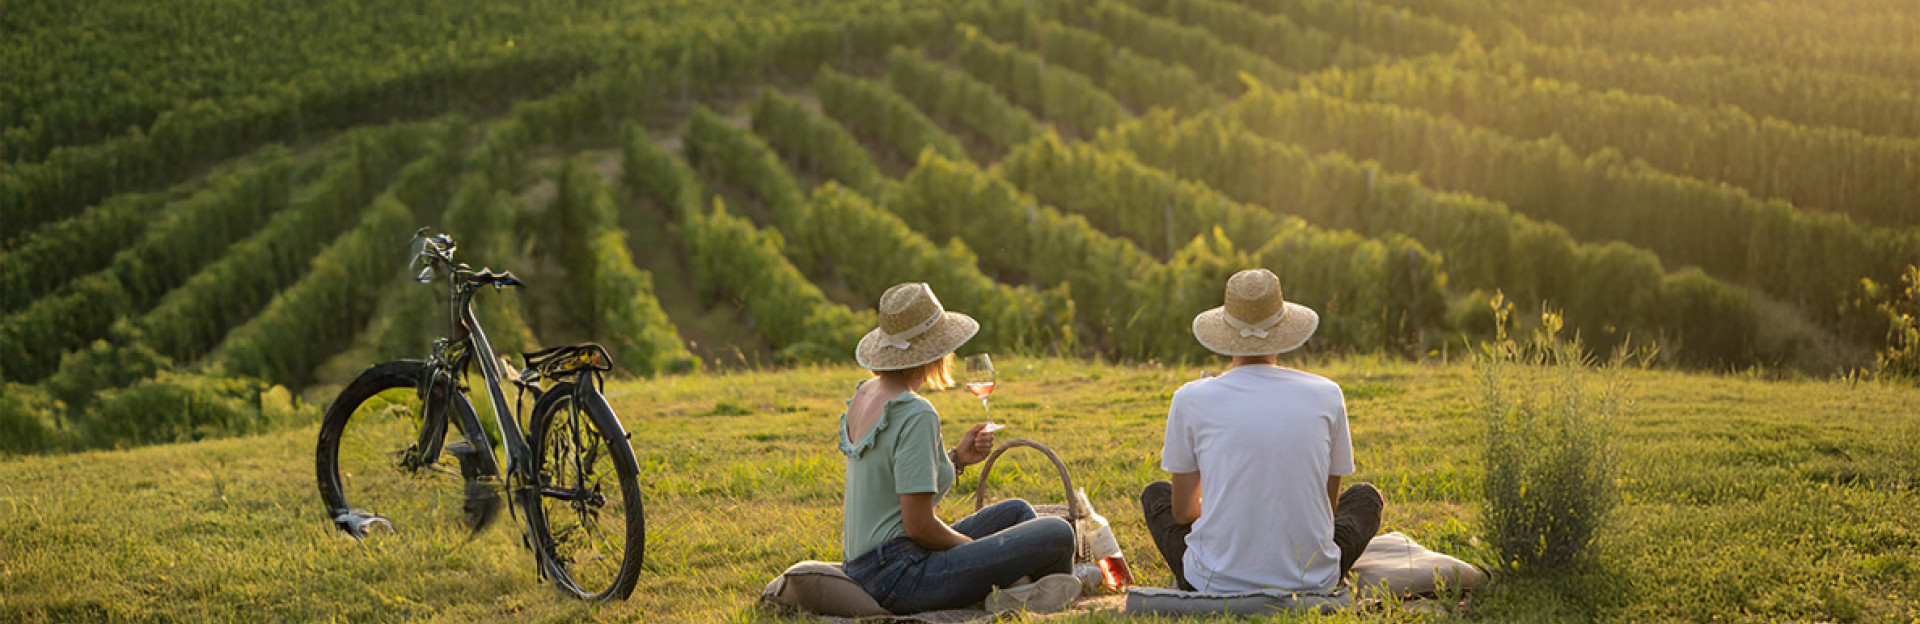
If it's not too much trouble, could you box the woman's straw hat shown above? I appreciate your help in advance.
[855,283,980,371]
[1192,269,1319,356]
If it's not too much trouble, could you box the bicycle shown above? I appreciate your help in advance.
[315,228,644,602]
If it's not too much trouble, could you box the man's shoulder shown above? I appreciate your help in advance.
[1275,368,1341,391]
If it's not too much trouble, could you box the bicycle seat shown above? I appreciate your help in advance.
[521,343,614,381]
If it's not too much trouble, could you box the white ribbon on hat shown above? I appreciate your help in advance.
[1224,308,1288,339]
[875,312,942,350]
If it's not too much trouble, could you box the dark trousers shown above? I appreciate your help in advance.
[845,499,1075,614]
[1139,481,1384,591]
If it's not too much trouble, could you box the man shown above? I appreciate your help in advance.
[1140,268,1384,593]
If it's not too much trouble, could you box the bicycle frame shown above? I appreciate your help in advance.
[409,234,528,487]
[406,232,613,542]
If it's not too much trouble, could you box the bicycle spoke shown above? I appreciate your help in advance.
[533,390,637,599]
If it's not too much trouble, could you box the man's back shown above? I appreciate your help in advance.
[1160,364,1353,592]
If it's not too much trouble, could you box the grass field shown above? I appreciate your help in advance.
[3,357,1916,623]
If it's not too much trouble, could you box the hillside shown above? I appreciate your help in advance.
[2,358,1916,623]
[9,0,1920,455]
[6,1,1920,619]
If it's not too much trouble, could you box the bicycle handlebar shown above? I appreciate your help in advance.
[409,227,522,290]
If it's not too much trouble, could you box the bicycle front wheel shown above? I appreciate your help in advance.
[316,360,474,538]
[525,380,645,601]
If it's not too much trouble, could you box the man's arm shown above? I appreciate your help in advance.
[1326,475,1341,519]
[900,493,971,550]
[1171,471,1203,525]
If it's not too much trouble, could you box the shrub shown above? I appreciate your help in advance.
[1477,296,1622,573]
[1872,266,1920,379]
[72,372,308,450]
[0,384,64,454]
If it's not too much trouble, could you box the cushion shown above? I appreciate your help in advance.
[1124,586,1351,616]
[1350,532,1490,599]
[760,560,891,618]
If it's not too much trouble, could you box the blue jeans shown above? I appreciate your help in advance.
[845,499,1075,613]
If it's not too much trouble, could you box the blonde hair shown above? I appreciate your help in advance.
[873,353,955,390]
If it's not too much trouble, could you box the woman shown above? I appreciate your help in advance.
[839,282,1078,614]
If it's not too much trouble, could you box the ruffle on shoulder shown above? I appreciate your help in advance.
[838,382,930,459]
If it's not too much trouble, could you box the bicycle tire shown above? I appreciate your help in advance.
[316,360,476,537]
[524,379,645,601]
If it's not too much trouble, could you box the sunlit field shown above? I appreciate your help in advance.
[6,0,1920,622]
[3,358,1916,623]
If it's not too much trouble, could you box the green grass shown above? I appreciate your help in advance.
[2,357,1917,623]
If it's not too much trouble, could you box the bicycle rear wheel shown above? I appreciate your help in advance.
[525,380,645,601]
[316,360,475,537]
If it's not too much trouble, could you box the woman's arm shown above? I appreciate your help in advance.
[900,493,971,550]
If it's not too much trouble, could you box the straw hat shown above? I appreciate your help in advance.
[855,283,980,371]
[1192,269,1320,356]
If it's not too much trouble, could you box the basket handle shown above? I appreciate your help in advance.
[971,438,1086,524]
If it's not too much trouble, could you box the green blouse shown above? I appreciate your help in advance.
[839,382,954,561]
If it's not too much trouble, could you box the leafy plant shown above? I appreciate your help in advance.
[1872,266,1920,379]
[1477,293,1627,573]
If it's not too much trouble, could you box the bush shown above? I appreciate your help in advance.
[42,322,175,411]
[1478,297,1622,573]
[72,372,308,450]
[1872,266,1920,379]
[0,384,64,454]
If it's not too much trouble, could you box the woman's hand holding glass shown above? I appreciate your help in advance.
[952,422,996,468]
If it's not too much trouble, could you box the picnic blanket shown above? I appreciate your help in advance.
[759,560,1125,623]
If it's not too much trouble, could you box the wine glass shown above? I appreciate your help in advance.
[962,354,1002,432]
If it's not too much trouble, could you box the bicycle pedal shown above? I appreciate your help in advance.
[461,479,504,538]
[334,510,393,540]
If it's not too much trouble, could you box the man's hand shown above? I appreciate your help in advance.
[951,422,995,467]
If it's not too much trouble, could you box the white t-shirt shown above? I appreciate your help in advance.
[1160,365,1354,593]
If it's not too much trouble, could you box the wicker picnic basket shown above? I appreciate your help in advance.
[970,438,1095,564]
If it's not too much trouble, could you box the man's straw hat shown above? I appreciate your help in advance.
[855,283,980,371]
[1192,269,1319,356]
